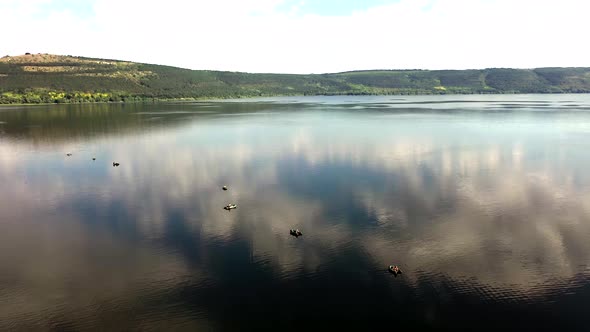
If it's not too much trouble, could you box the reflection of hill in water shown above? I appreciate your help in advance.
[0,102,306,144]
[3,95,590,145]
[2,96,590,330]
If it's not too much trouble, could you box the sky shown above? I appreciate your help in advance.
[0,0,588,73]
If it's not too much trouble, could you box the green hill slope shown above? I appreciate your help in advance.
[1,53,589,104]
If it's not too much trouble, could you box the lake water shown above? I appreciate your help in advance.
[2,95,590,331]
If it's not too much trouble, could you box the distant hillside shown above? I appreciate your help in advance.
[1,53,590,103]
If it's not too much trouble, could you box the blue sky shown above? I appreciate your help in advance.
[36,0,95,16]
[29,0,397,17]
[1,0,588,73]
[276,0,395,16]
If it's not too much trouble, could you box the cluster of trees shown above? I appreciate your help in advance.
[0,90,146,104]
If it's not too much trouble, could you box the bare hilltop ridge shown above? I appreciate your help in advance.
[1,53,590,104]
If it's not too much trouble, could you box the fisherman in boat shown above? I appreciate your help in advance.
[290,229,302,237]
[389,265,402,275]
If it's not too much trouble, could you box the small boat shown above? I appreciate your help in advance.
[112,162,120,167]
[290,229,303,237]
[388,265,402,276]
[224,204,237,210]
[66,153,72,156]
[222,186,228,191]
[92,157,96,161]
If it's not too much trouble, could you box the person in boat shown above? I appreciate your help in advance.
[389,265,401,273]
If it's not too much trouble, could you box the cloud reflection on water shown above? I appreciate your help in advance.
[2,98,590,328]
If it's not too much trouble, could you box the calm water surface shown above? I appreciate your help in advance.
[2,95,590,330]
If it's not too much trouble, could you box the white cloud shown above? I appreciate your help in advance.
[0,0,589,73]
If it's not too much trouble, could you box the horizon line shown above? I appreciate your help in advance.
[4,53,589,75]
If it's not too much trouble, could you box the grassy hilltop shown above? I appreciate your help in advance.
[1,53,590,103]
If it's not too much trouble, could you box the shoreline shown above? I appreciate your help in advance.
[2,91,590,107]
